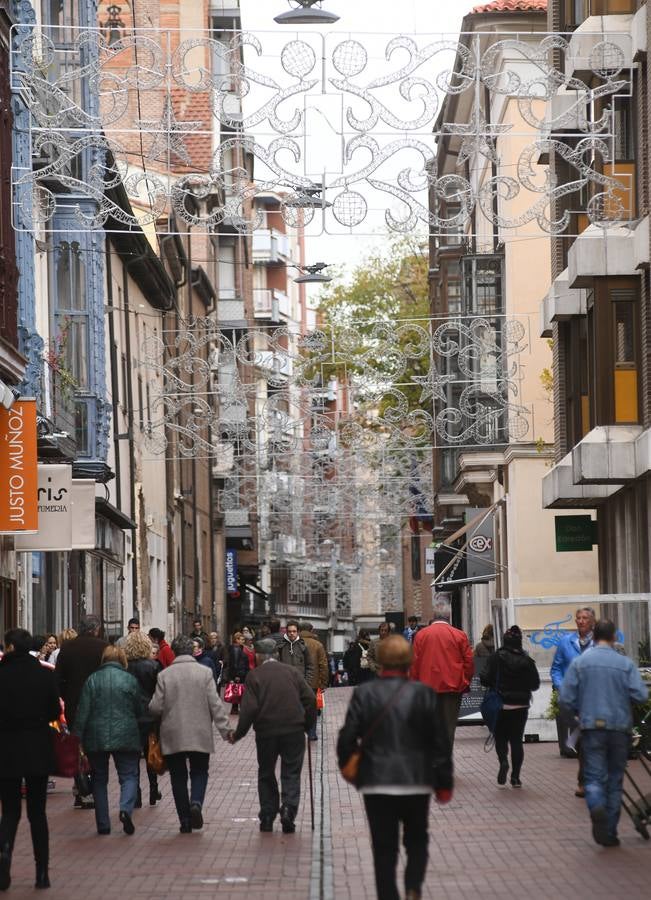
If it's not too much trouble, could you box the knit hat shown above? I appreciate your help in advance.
[503,625,523,650]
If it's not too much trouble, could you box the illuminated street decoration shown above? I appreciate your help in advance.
[10,26,633,236]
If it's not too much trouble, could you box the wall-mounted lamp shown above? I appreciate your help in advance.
[293,262,332,284]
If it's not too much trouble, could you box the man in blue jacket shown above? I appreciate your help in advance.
[560,619,648,847]
[550,606,595,796]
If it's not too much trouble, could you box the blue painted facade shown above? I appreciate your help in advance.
[12,0,110,466]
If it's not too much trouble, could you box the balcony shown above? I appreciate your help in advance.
[572,425,651,483]
[539,268,588,337]
[217,296,246,326]
[252,288,291,321]
[252,229,290,264]
[542,452,622,508]
[568,217,648,288]
[564,10,634,79]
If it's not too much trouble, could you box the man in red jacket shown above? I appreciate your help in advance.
[148,628,175,668]
[410,596,474,753]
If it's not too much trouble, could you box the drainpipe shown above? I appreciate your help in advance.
[121,263,138,616]
[105,242,121,508]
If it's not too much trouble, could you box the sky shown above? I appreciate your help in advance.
[239,0,472,278]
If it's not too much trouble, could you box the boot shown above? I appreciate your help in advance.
[148,774,161,806]
[0,843,11,892]
[35,864,50,890]
[135,787,143,809]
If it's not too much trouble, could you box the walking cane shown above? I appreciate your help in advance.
[307,735,315,831]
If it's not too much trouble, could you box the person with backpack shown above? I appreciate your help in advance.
[343,631,373,685]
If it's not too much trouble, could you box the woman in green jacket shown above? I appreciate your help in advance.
[74,645,143,836]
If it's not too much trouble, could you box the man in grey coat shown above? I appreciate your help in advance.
[149,636,233,833]
[231,637,315,834]
[277,620,315,686]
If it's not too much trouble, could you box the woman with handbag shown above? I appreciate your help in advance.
[149,636,233,833]
[0,629,60,891]
[337,635,453,900]
[125,632,162,807]
[225,632,249,714]
[480,625,540,788]
[73,645,143,836]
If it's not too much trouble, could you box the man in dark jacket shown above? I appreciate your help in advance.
[55,616,107,808]
[337,635,453,900]
[232,638,315,834]
[277,620,315,686]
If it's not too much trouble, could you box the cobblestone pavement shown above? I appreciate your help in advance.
[5,687,650,899]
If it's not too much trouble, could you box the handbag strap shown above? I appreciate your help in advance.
[359,679,410,749]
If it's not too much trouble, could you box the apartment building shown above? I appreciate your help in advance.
[542,0,651,659]
[427,0,599,642]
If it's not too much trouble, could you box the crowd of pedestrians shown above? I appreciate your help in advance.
[0,602,647,898]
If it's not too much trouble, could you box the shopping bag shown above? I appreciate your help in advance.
[224,681,244,703]
[147,731,167,775]
[340,748,362,785]
[316,688,325,710]
[51,727,79,778]
[480,688,503,735]
[77,750,92,796]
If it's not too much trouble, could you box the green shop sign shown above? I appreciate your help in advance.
[555,515,598,552]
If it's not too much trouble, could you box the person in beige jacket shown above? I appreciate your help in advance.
[300,623,329,741]
[149,635,232,833]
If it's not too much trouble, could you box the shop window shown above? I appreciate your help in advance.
[54,241,89,390]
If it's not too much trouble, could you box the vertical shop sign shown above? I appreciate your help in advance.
[226,549,238,594]
[0,399,38,533]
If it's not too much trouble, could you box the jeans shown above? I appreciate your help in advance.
[494,708,529,779]
[255,731,305,819]
[582,729,630,837]
[363,794,430,900]
[87,751,140,833]
[0,776,49,865]
[435,692,462,754]
[166,752,209,825]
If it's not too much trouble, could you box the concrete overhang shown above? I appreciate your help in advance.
[542,452,622,508]
[572,425,643,484]
[540,267,587,337]
[634,428,651,478]
[436,492,469,507]
[567,218,649,288]
[632,3,647,58]
[564,15,634,79]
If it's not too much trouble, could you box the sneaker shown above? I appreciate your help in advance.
[575,786,586,798]
[497,761,508,786]
[179,821,192,834]
[119,811,135,836]
[189,802,203,830]
[47,780,56,793]
[259,817,274,833]
[602,835,620,847]
[79,798,95,811]
[73,796,83,809]
[590,806,609,846]
[511,777,522,788]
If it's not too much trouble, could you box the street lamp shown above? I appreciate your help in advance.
[274,1,339,25]
[293,262,332,284]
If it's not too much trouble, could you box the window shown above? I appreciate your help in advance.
[612,289,638,423]
[462,254,504,317]
[54,241,88,390]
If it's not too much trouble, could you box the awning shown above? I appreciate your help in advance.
[441,501,498,546]
[95,497,136,530]
[243,582,269,598]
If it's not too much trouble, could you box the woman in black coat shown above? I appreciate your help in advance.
[337,635,453,900]
[0,628,60,890]
[226,632,249,714]
[480,625,540,788]
[124,632,162,807]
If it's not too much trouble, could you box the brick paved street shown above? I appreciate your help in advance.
[4,687,650,899]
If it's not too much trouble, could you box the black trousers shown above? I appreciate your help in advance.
[255,731,305,819]
[435,692,462,753]
[166,752,209,825]
[363,794,430,900]
[494,708,529,779]
[0,776,49,866]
